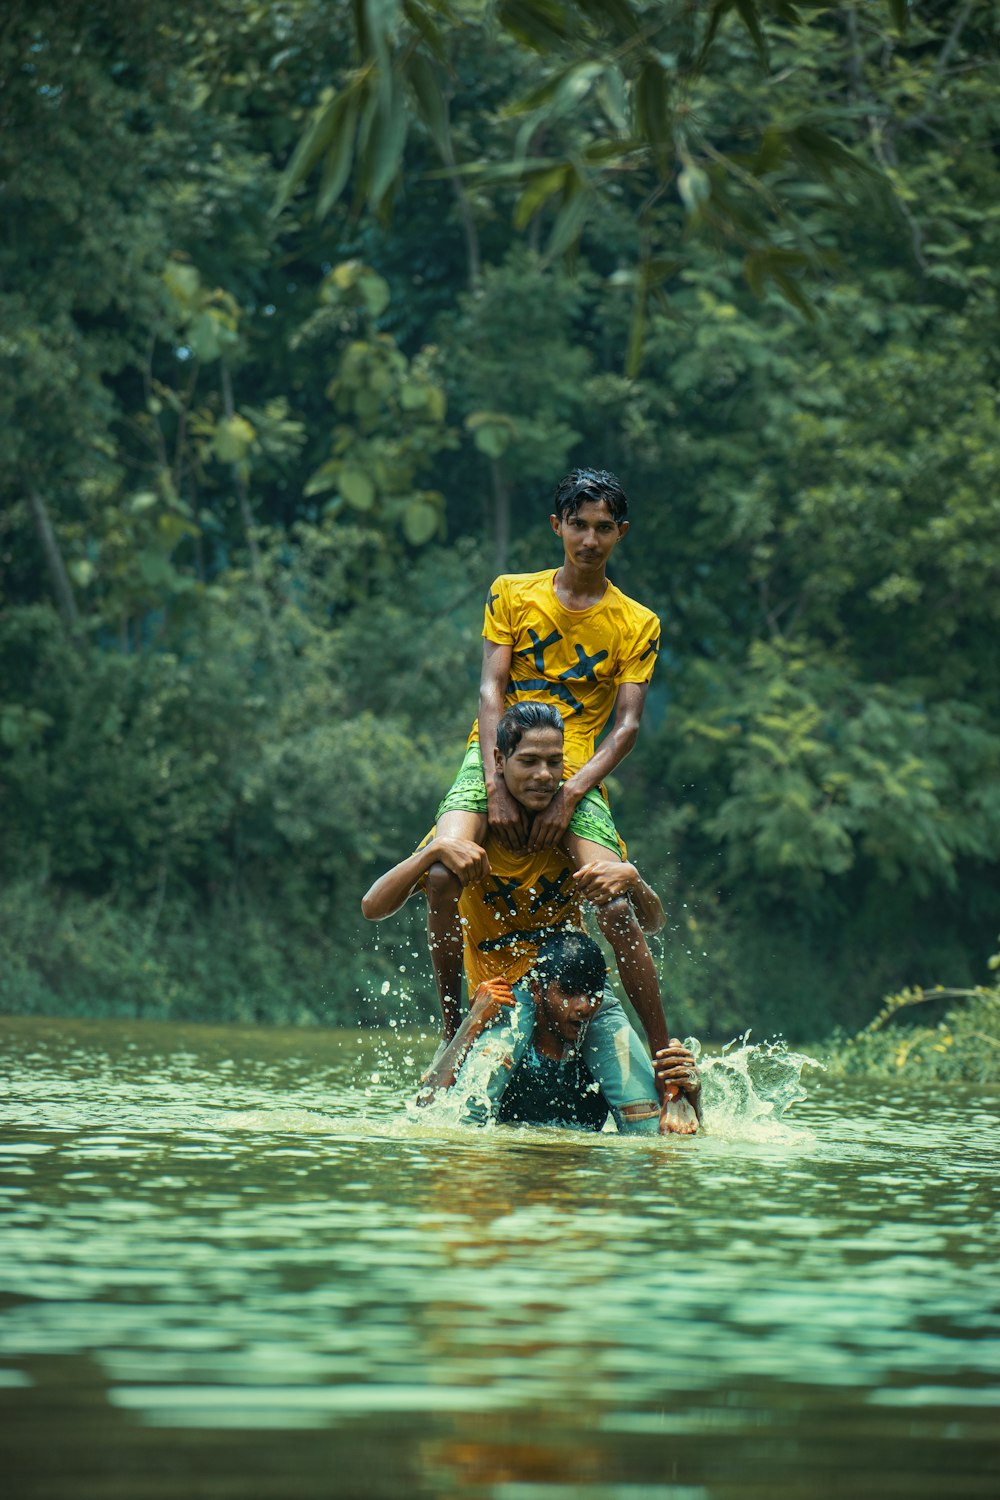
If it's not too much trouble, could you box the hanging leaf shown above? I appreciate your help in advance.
[68,558,95,587]
[403,497,440,545]
[735,0,769,67]
[364,91,410,208]
[304,460,342,498]
[214,414,257,464]
[546,177,591,259]
[401,0,450,63]
[272,90,342,214]
[633,60,672,176]
[400,379,431,410]
[406,52,450,155]
[513,164,570,230]
[677,165,711,216]
[316,90,362,219]
[137,550,176,587]
[498,0,576,55]
[467,412,517,458]
[339,467,376,509]
[163,261,201,309]
[357,268,391,317]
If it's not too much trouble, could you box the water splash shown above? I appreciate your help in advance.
[695,1033,822,1142]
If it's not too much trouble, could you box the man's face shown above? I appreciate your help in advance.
[495,726,564,812]
[539,980,603,1044]
[550,497,629,570]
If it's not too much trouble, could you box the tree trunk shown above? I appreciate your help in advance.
[28,489,81,639]
[491,458,510,575]
[219,361,279,662]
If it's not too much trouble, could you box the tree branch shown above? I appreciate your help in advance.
[27,489,82,641]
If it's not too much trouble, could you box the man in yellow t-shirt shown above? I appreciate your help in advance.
[428,468,664,1054]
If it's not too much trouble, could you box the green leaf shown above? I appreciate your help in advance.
[573,0,639,42]
[163,261,201,309]
[472,422,512,459]
[67,558,95,587]
[697,0,736,69]
[339,467,376,509]
[187,310,224,363]
[364,90,410,208]
[513,164,570,230]
[677,165,711,216]
[316,91,361,220]
[401,0,449,64]
[633,61,672,172]
[358,269,391,317]
[272,90,342,213]
[400,379,430,410]
[214,414,257,464]
[303,460,342,498]
[406,52,450,155]
[887,0,909,32]
[735,0,768,67]
[625,282,646,380]
[137,550,175,587]
[545,179,591,259]
[498,0,576,55]
[786,125,874,185]
[402,498,439,545]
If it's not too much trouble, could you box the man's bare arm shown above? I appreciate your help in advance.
[527,681,649,850]
[478,639,529,853]
[573,861,665,934]
[361,837,490,921]
[416,979,514,1103]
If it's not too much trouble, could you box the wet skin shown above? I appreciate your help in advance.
[655,1042,701,1135]
[497,727,565,814]
[550,497,629,594]
[532,978,604,1058]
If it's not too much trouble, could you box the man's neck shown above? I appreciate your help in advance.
[529,987,566,1059]
[532,1011,564,1060]
[554,560,609,610]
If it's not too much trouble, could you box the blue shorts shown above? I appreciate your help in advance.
[452,982,660,1135]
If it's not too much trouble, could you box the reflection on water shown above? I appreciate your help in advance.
[0,1015,998,1499]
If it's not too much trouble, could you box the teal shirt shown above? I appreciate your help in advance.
[495,1043,609,1131]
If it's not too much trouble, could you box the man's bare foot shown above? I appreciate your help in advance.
[660,1093,699,1135]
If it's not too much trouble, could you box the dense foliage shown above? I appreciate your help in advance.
[2,1,998,1047]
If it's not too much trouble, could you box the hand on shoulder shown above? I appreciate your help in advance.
[572,860,638,904]
[431,836,490,886]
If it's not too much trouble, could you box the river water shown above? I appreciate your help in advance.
[1,1014,997,1499]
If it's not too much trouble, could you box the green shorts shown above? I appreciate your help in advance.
[436,743,622,855]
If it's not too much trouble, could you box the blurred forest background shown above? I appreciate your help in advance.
[2,0,998,1056]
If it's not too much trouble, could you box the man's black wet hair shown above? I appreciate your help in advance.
[552,467,629,524]
[496,702,564,757]
[533,930,606,998]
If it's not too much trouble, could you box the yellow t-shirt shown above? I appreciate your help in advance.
[470,570,661,776]
[417,830,584,993]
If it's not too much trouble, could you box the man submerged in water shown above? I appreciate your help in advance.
[418,929,702,1134]
[362,701,699,1134]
